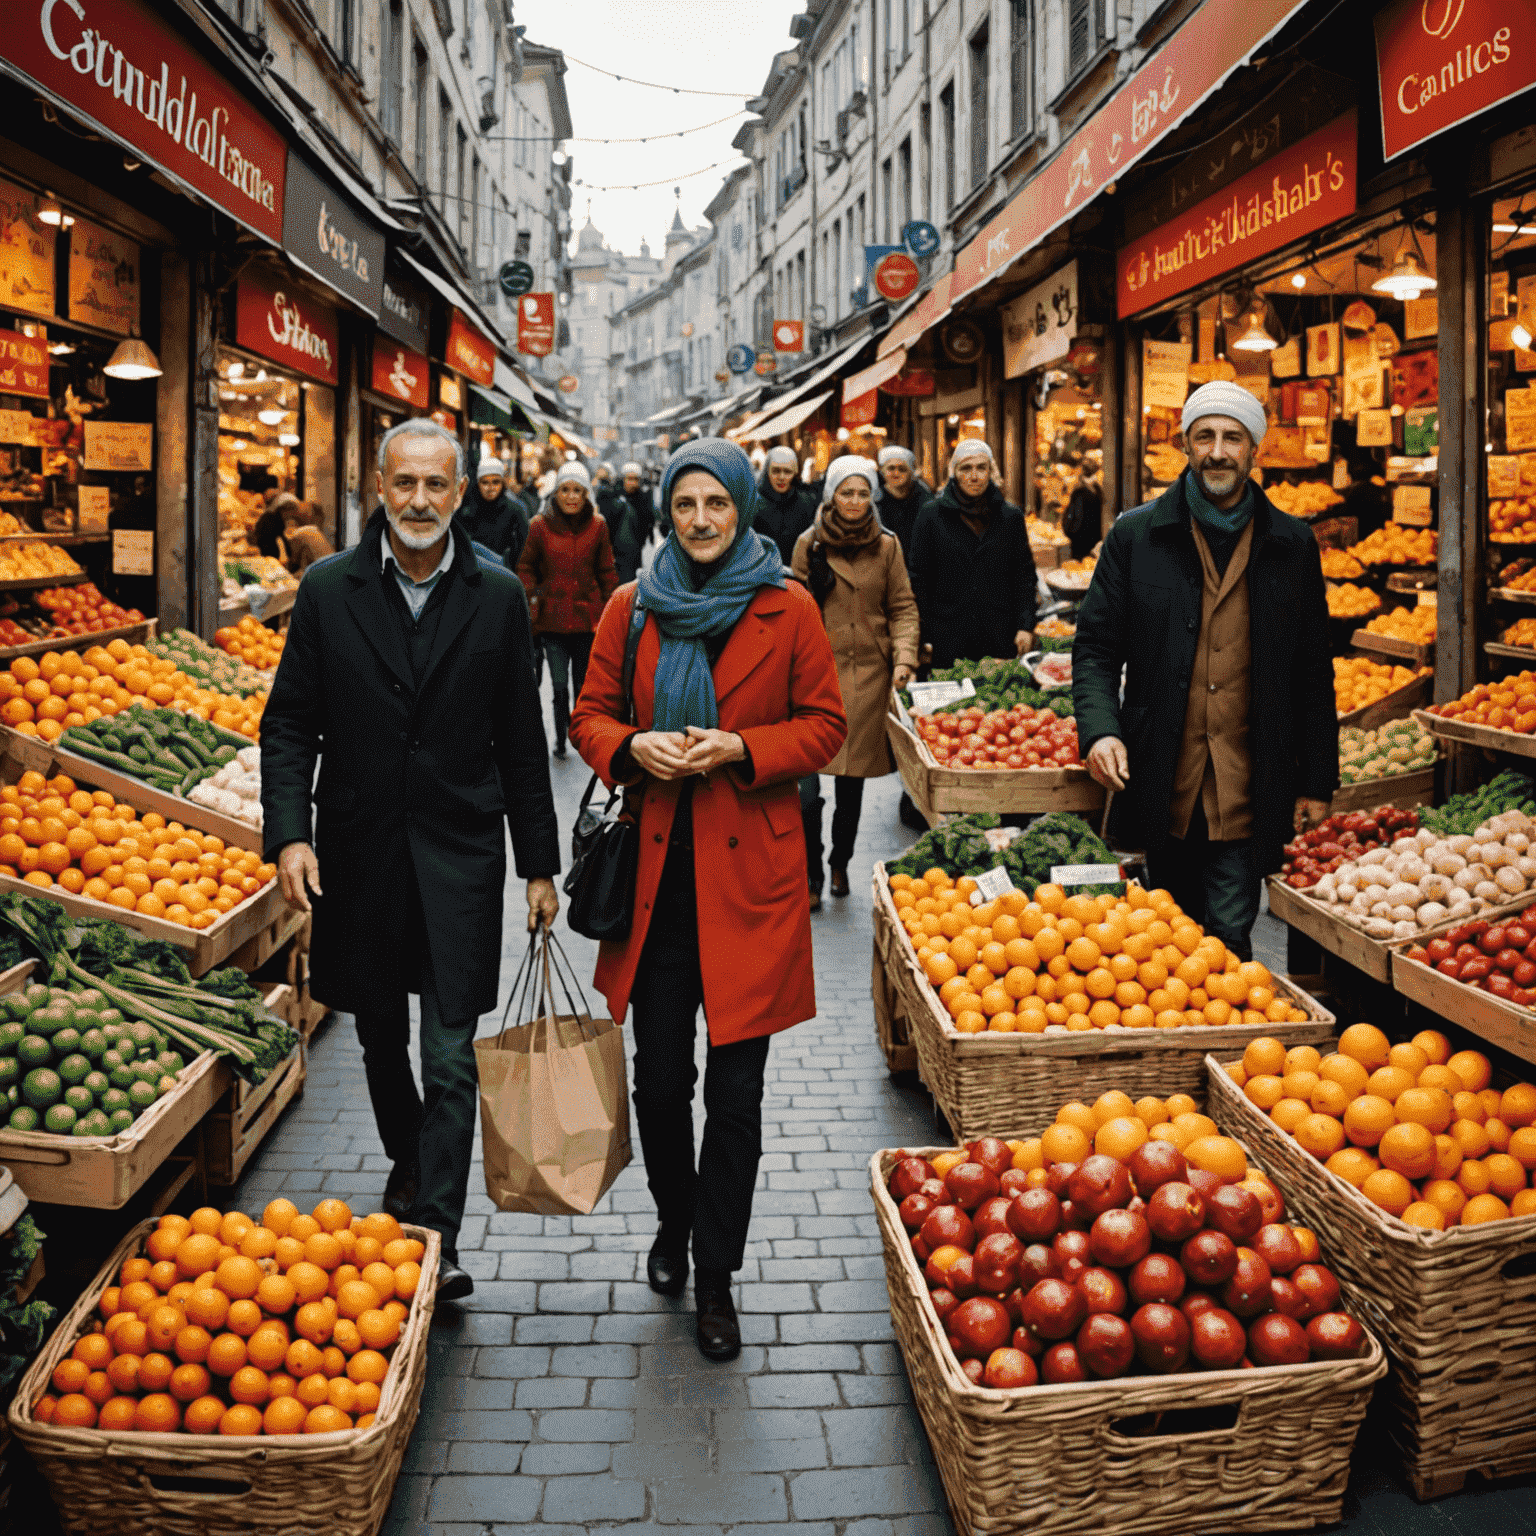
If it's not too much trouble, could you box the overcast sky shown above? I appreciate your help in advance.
[518,1,802,256]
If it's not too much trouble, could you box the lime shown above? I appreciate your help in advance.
[1,996,31,1023]
[107,1108,134,1134]
[74,989,104,1009]
[100,1048,124,1073]
[20,1068,60,1109]
[7,1105,37,1132]
[0,1021,23,1052]
[43,1104,76,1134]
[16,1036,52,1069]
[78,1029,107,1062]
[126,1022,155,1051]
[101,1024,125,1046]
[69,1011,102,1035]
[82,1109,111,1135]
[108,1063,138,1090]
[82,1070,109,1098]
[157,1051,184,1075]
[5,1085,15,1106]
[127,1079,158,1111]
[133,1061,160,1086]
[20,984,48,1010]
[63,1084,93,1113]
[52,1029,82,1061]
[97,1009,124,1028]
[28,1006,70,1037]
[0,1058,16,1095]
[57,1053,91,1086]
[100,1087,130,1115]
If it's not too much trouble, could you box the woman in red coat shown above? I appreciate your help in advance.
[570,437,845,1363]
[516,460,618,757]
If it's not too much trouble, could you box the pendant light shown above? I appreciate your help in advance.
[1372,226,1437,301]
[103,337,162,379]
[257,407,286,426]
[36,194,73,229]
[1232,304,1277,353]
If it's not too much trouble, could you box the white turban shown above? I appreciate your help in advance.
[1181,380,1268,447]
[878,446,916,469]
[823,455,880,505]
[947,438,994,480]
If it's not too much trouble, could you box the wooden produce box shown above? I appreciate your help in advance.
[1350,628,1434,668]
[1337,672,1433,731]
[0,619,155,666]
[874,863,1334,1139]
[223,906,306,976]
[203,1005,306,1187]
[1208,1054,1536,1499]
[886,692,1103,827]
[1327,766,1437,816]
[1391,947,1536,1067]
[870,869,919,1074]
[870,1145,1385,1536]
[1485,641,1536,668]
[0,961,223,1207]
[8,1218,438,1536]
[1414,707,1536,761]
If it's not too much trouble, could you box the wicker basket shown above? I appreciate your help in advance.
[1207,1053,1536,1500]
[874,864,1336,1139]
[871,1147,1385,1536]
[7,1219,439,1536]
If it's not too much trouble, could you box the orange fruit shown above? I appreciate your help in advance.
[1343,1096,1396,1148]
[136,1352,174,1392]
[381,1238,425,1267]
[174,1233,221,1280]
[131,1393,180,1433]
[184,1287,229,1332]
[320,1345,347,1379]
[303,1404,352,1434]
[168,1362,212,1403]
[265,1395,309,1434]
[51,1358,90,1395]
[228,1365,270,1406]
[1413,1029,1452,1065]
[335,1280,380,1321]
[184,1394,228,1435]
[1421,1179,1467,1223]
[1361,1169,1415,1217]
[226,1299,263,1338]
[393,1262,421,1301]
[97,1396,139,1432]
[1325,1147,1380,1188]
[239,1225,278,1261]
[1366,1066,1417,1104]
[1402,1202,1446,1231]
[219,1403,264,1436]
[214,1255,262,1301]
[1094,1117,1148,1160]
[255,1273,297,1316]
[1243,1038,1287,1077]
[345,1348,390,1385]
[331,1318,362,1356]
[1184,1136,1247,1181]
[1463,1193,1512,1225]
[294,1301,334,1346]
[312,1198,353,1234]
[173,1324,212,1364]
[1448,1051,1494,1093]
[1395,1087,1454,1135]
[356,1309,400,1351]
[1501,1084,1536,1128]
[206,1333,247,1378]
[1486,1153,1528,1201]
[326,1376,358,1413]
[1318,1054,1370,1098]
[287,1261,330,1305]
[285,1338,324,1378]
[1295,1114,1347,1160]
[1379,1122,1437,1181]
[1039,1123,1091,1164]
[1244,1075,1285,1112]
[246,1326,290,1373]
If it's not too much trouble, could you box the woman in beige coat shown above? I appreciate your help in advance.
[793,456,921,901]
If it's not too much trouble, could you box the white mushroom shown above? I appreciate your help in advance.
[1363,918,1396,939]
[1394,920,1420,939]
[1390,904,1419,924]
[1432,852,1468,877]
[1360,847,1390,867]
[1418,874,1452,904]
[1417,901,1448,928]
[1337,882,1359,903]
[1314,874,1338,901]
[1508,833,1531,855]
[1475,881,1503,901]
[1444,834,1475,856]
[1385,882,1422,907]
[1395,855,1430,884]
[1482,843,1513,870]
[1371,900,1395,918]
[1497,865,1528,895]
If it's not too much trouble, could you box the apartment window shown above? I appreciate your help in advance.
[796,251,806,317]
[969,24,990,191]
[832,219,842,317]
[919,103,931,218]
[333,0,354,66]
[821,61,833,140]
[438,90,452,215]
[1068,0,1107,80]
[382,0,403,142]
[412,37,430,180]
[852,20,865,92]
[939,83,955,210]
[881,158,893,242]
[514,101,526,168]
[470,155,482,268]
[898,137,913,232]
[819,232,829,318]
[1010,0,1032,140]
[855,195,866,291]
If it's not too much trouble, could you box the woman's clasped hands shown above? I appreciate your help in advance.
[630,726,746,781]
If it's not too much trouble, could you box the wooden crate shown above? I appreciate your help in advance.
[1391,947,1536,1067]
[203,1024,306,1187]
[283,945,330,1041]
[1485,641,1536,667]
[1337,672,1433,730]
[0,962,224,1207]
[1414,707,1536,760]
[1327,766,1437,816]
[1350,628,1434,667]
[874,863,1334,1139]
[0,619,155,665]
[870,1145,1385,1536]
[223,906,306,975]
[870,869,919,1074]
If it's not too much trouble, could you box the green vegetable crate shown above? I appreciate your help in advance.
[0,962,222,1206]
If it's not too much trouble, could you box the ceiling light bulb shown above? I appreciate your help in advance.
[226,360,244,380]
[255,370,267,382]
[47,341,74,356]
[1514,322,1534,351]
[1291,272,1307,288]
[103,338,162,379]
[37,196,72,228]
[257,407,285,426]
[1232,311,1277,352]
[278,432,300,446]
[1372,247,1436,301]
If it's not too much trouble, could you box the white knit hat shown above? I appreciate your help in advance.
[823,455,880,505]
[1181,380,1268,447]
[621,461,642,477]
[765,445,799,470]
[877,445,916,468]
[476,454,504,481]
[553,461,591,491]
[947,438,994,479]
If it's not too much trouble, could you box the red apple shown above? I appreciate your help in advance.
[947,1296,1012,1359]
[1018,1244,1061,1289]
[1220,1248,1274,1319]
[1131,1302,1191,1373]
[1205,1185,1263,1244]
[1186,1167,1227,1201]
[969,1137,1014,1176]
[947,1162,1001,1211]
[1076,1266,1129,1316]
[1007,1188,1062,1243]
[1145,1182,1205,1243]
[1090,1208,1152,1269]
[898,1193,936,1233]
[1252,1223,1303,1275]
[973,1197,1015,1239]
[1076,1312,1135,1378]
[919,1206,975,1255]
[960,1357,985,1385]
[1248,1312,1310,1367]
[946,1254,978,1299]
[1019,1278,1088,1341]
[1068,1155,1133,1217]
[982,1346,1038,1389]
[1179,1290,1220,1323]
[890,1156,939,1201]
[998,1168,1032,1198]
[1290,1264,1342,1321]
[1127,1140,1189,1199]
[1305,1312,1365,1361]
[1045,1163,1078,1197]
[1011,1324,1045,1358]
[1128,1253,1186,1307]
[1189,1307,1247,1369]
[974,1233,1024,1296]
[1040,1341,1090,1383]
[1268,1277,1307,1320]
[1180,1229,1239,1287]
[930,1288,961,1326]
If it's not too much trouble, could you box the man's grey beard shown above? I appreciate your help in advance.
[387,505,449,549]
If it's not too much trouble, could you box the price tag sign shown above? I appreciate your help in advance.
[111,527,152,576]
[1392,485,1433,527]
[907,678,975,714]
[1049,863,1123,887]
[968,866,1017,906]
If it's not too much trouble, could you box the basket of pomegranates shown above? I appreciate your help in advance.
[871,1126,1384,1536]
[1208,1040,1536,1500]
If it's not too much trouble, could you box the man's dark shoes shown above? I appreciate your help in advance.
[647,1230,689,1297]
[383,1160,419,1222]
[694,1269,740,1361]
[553,741,567,760]
[437,1255,474,1302]
[808,889,822,913]
[830,867,850,898]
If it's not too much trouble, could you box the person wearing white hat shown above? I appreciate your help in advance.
[457,452,528,567]
[756,445,817,566]
[1072,378,1336,959]
[874,445,934,561]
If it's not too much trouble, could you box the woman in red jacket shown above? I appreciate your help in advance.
[570,437,845,1363]
[516,461,618,757]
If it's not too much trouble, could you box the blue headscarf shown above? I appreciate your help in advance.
[637,439,786,732]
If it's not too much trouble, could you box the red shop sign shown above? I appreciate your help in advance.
[1374,0,1536,162]
[446,309,495,385]
[1116,113,1357,318]
[881,368,935,397]
[841,390,878,428]
[516,294,555,358]
[873,252,921,302]
[371,336,429,410]
[9,0,286,244]
[0,328,48,397]
[236,268,338,384]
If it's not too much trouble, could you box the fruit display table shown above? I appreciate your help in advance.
[1351,628,1435,669]
[0,620,155,666]
[1390,948,1536,1067]
[1414,708,1536,761]
[1336,672,1433,731]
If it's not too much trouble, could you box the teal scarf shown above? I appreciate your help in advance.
[1184,468,1256,537]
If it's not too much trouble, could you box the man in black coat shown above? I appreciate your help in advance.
[876,445,934,557]
[457,453,528,568]
[907,440,1035,667]
[1072,381,1336,957]
[756,445,817,567]
[601,461,655,583]
[260,418,560,1302]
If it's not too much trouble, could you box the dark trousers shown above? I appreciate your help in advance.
[801,774,865,891]
[630,845,772,1273]
[353,946,478,1258]
[542,631,594,746]
[1145,800,1260,961]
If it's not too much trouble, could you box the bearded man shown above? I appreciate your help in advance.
[260,418,560,1302]
[1072,381,1336,960]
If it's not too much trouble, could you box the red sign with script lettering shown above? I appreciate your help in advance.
[1374,0,1536,162]
[0,329,48,397]
[1117,113,1358,318]
[446,309,496,385]
[516,294,555,359]
[951,0,1308,302]
[236,267,338,385]
[8,0,287,243]
[371,337,429,410]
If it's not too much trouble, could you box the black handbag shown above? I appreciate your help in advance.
[563,597,647,941]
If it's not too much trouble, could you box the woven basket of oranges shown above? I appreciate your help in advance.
[7,1201,438,1536]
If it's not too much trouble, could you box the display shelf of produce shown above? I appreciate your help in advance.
[0,571,86,595]
[0,961,224,1207]
[218,586,296,626]
[872,865,1333,1139]
[869,1144,1385,1536]
[1386,571,1437,595]
[1350,629,1434,668]
[0,618,154,666]
[8,1217,438,1536]
[1030,543,1067,570]
[0,534,108,547]
[1485,642,1536,666]
[1336,673,1433,731]
[1042,571,1093,599]
[1207,1054,1536,1499]
[1390,948,1536,1066]
[1413,708,1536,761]
[1491,587,1536,606]
[1328,766,1437,817]
[885,693,1103,825]
[204,1005,305,1187]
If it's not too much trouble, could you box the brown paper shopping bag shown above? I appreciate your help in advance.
[475,931,631,1216]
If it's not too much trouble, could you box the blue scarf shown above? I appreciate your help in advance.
[1184,467,1256,537]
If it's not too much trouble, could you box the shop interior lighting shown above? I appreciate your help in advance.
[1372,227,1436,300]
[103,337,162,379]
[257,407,285,426]
[1291,271,1308,288]
[836,427,850,440]
[947,413,960,425]
[278,432,300,446]
[225,360,244,380]
[37,195,73,229]
[1232,307,1278,352]
[46,341,74,356]
[1514,321,1534,351]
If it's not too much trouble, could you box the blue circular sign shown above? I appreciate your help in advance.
[727,344,756,375]
[902,221,941,259]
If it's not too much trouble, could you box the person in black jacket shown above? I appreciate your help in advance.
[260,418,560,1303]
[457,455,528,568]
[756,445,817,567]
[907,440,1034,668]
[876,446,933,558]
[602,462,655,583]
[1072,381,1336,958]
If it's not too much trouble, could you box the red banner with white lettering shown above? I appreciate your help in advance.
[516,294,555,358]
[0,328,48,397]
[1117,113,1357,318]
[7,0,287,243]
[1374,0,1536,161]
[371,337,429,410]
[235,267,338,384]
[446,309,495,385]
[841,391,877,429]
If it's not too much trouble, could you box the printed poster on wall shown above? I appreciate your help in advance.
[1142,340,1191,409]
[1307,322,1341,377]
[83,421,153,471]
[0,178,54,319]
[0,328,49,397]
[1506,389,1536,452]
[1002,261,1078,379]
[68,218,139,336]
[76,485,110,533]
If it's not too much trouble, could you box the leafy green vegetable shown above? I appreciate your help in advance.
[1419,769,1536,837]
[898,657,1075,718]
[888,811,1124,897]
[0,1215,53,1397]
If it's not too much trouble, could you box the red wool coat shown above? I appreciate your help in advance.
[569,581,847,1045]
[515,506,618,634]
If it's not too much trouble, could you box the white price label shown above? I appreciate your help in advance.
[968,866,1017,905]
[907,678,975,714]
[111,527,152,576]
[1050,863,1123,887]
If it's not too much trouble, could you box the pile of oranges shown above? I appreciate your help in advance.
[0,640,264,744]
[31,1198,422,1436]
[1429,671,1536,736]
[1229,1025,1536,1228]
[1332,657,1427,715]
[0,769,275,929]
[891,873,1311,1035]
[214,616,285,672]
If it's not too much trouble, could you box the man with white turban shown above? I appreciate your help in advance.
[1072,379,1336,959]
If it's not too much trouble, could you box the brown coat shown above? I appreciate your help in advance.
[792,525,920,777]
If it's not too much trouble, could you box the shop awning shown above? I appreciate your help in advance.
[531,413,596,458]
[496,359,540,413]
[737,390,833,442]
[843,351,908,405]
[878,274,953,360]
[641,401,696,426]
[726,337,868,439]
[398,250,506,350]
[709,385,762,419]
[948,0,1311,304]
[469,384,535,435]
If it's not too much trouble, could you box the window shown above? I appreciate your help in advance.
[796,250,806,317]
[412,37,430,180]
[832,219,842,317]
[333,0,354,66]
[382,0,404,143]
[1067,0,1107,80]
[898,136,913,233]
[439,90,452,216]
[919,102,931,217]
[881,157,893,242]
[470,154,482,268]
[855,195,866,291]
[969,24,989,190]
[852,19,864,92]
[821,61,833,141]
[1010,1,1032,139]
[513,100,526,168]
[939,83,955,210]
[819,232,829,318]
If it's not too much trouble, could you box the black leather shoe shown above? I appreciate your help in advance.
[694,1270,740,1362]
[553,742,567,760]
[830,868,850,898]
[383,1160,418,1222]
[646,1232,689,1297]
[808,890,822,913]
[436,1257,474,1302]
